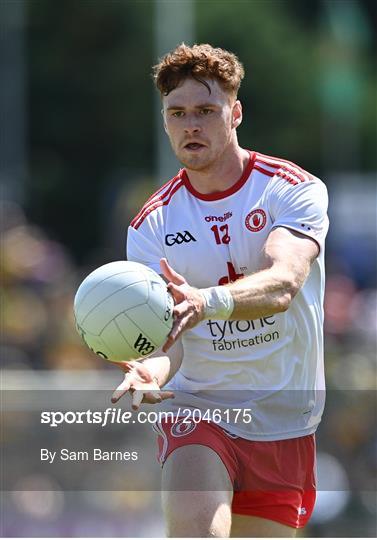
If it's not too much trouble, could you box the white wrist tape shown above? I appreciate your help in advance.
[201,286,234,320]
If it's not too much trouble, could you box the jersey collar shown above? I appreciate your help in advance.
[181,150,256,201]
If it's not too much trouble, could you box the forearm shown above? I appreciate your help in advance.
[140,338,183,387]
[202,259,310,322]
[200,229,316,323]
[226,263,304,320]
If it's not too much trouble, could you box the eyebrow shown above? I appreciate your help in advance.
[166,103,218,111]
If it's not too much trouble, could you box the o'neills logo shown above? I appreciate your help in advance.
[245,208,267,232]
[171,418,197,437]
[205,211,232,223]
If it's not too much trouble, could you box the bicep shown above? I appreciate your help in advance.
[261,226,319,278]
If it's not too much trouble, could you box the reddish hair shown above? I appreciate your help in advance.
[153,43,245,97]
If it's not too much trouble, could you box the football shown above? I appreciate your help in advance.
[73,261,174,362]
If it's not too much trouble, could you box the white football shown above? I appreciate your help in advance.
[74,261,174,362]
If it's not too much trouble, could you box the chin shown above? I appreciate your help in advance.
[182,161,209,172]
[178,152,214,172]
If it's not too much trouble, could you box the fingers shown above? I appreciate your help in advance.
[147,391,163,403]
[132,390,175,410]
[162,338,173,353]
[131,390,144,410]
[160,258,186,285]
[162,321,184,352]
[156,390,175,400]
[163,309,194,351]
[112,381,175,407]
[173,299,192,319]
[144,390,175,402]
[162,321,178,351]
[168,282,187,304]
[111,375,131,403]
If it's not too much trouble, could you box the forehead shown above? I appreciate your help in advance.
[163,78,231,109]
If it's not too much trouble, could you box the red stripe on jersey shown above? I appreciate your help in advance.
[257,158,306,184]
[130,175,182,228]
[256,153,311,183]
[255,159,279,170]
[255,159,303,186]
[131,179,185,230]
[254,164,275,177]
[276,170,299,186]
[255,160,299,185]
[143,172,182,206]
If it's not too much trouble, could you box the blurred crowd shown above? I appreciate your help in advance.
[1,194,376,536]
[1,199,105,371]
[1,0,376,536]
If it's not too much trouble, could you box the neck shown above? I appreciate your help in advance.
[185,143,250,195]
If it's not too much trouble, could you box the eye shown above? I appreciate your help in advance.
[200,108,213,115]
[171,111,185,118]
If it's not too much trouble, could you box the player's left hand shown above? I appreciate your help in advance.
[110,359,174,408]
[160,258,205,352]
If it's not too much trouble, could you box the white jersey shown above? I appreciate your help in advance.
[127,150,329,441]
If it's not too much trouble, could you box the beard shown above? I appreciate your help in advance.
[175,146,218,172]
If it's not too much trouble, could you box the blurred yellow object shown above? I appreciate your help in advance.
[3,287,47,344]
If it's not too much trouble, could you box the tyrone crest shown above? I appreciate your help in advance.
[245,208,267,232]
[171,418,197,437]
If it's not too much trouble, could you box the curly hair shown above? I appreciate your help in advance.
[153,43,245,97]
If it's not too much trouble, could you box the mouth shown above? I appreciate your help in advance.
[183,142,206,151]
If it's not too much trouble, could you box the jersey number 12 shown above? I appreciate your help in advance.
[211,224,230,245]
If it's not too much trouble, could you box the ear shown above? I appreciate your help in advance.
[232,100,243,129]
[161,108,168,133]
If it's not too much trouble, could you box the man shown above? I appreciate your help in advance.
[112,43,329,537]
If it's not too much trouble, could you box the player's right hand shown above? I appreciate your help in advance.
[110,360,175,409]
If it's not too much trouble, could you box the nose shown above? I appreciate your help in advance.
[184,115,201,135]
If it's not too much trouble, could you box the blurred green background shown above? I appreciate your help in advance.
[1,0,376,537]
